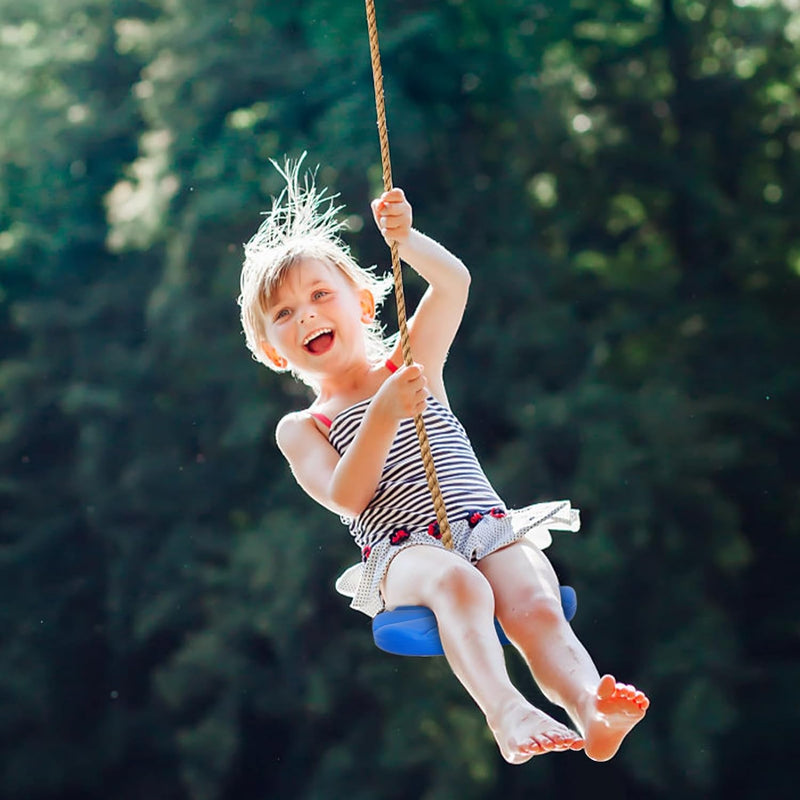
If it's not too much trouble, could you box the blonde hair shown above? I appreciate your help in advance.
[238,154,394,386]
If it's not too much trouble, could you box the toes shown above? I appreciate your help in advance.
[516,732,584,757]
[569,738,586,751]
[544,735,569,752]
[522,733,568,754]
[596,675,649,709]
[536,736,558,752]
[556,733,580,750]
[556,737,575,751]
[597,674,617,699]
[520,738,546,755]
[544,730,583,752]
[618,684,649,710]
[620,684,637,700]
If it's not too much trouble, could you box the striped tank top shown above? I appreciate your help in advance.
[324,367,505,550]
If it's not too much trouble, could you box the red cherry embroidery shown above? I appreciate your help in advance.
[362,545,372,561]
[427,522,442,539]
[489,508,507,519]
[467,511,484,527]
[390,528,410,545]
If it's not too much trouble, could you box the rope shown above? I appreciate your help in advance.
[364,0,453,549]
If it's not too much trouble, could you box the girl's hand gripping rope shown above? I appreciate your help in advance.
[371,188,413,246]
[373,362,428,422]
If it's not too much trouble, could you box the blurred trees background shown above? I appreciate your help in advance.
[1,0,798,798]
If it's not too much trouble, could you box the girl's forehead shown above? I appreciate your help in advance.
[291,257,342,283]
[268,257,347,304]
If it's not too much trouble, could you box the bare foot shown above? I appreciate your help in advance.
[489,700,584,764]
[580,674,649,762]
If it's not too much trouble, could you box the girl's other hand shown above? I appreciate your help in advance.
[374,362,427,421]
[371,188,412,246]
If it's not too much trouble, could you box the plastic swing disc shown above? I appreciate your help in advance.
[372,585,578,657]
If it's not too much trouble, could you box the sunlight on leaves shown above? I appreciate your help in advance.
[527,172,558,208]
[105,129,180,251]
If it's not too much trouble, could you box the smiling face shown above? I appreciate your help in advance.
[261,257,375,376]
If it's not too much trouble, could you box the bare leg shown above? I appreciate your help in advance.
[382,545,583,764]
[478,541,649,761]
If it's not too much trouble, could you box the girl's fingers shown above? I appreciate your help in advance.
[375,194,410,218]
[381,215,411,232]
[380,188,405,203]
[379,200,407,216]
[382,213,410,230]
[372,190,411,240]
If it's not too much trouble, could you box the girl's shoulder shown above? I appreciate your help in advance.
[275,409,319,446]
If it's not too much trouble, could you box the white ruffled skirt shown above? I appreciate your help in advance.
[335,500,581,617]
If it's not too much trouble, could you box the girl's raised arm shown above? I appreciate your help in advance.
[372,189,470,405]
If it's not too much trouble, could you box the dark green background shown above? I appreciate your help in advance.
[1,1,798,798]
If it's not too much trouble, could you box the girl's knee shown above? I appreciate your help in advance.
[427,561,493,611]
[497,588,565,635]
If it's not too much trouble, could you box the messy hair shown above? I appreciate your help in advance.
[238,154,394,387]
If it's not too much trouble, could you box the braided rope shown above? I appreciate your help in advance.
[364,0,453,549]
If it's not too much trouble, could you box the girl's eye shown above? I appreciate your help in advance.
[274,308,290,321]
[312,290,329,300]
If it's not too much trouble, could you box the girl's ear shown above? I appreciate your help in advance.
[260,340,288,369]
[359,290,376,324]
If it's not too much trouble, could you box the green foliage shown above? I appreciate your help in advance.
[1,0,799,798]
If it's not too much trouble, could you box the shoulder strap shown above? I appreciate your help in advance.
[309,411,333,428]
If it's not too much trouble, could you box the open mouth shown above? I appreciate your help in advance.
[302,328,334,355]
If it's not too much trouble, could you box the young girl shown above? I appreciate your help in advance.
[239,159,649,765]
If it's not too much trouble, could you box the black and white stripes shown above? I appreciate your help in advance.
[329,396,505,549]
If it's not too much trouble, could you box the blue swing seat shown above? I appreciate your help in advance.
[334,502,583,657]
[372,585,577,657]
